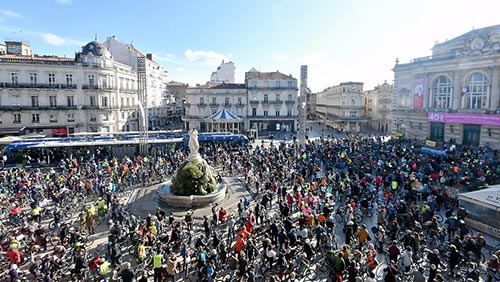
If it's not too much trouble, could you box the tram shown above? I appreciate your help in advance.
[1,131,247,165]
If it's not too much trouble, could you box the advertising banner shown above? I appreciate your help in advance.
[428,112,500,126]
[413,78,425,109]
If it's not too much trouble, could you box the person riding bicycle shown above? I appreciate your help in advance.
[465,262,480,281]
[97,197,107,217]
[137,240,146,263]
[448,244,462,276]
[356,224,370,249]
[386,241,401,263]
[474,232,486,259]
[487,254,500,282]
[73,242,87,278]
[218,206,227,224]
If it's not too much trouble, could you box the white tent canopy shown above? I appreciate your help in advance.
[0,136,22,145]
[458,185,500,211]
[205,108,243,133]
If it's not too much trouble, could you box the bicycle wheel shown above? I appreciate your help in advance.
[48,234,61,246]
[434,213,443,223]
[305,268,317,281]
[375,265,385,279]
[84,236,95,247]
[355,213,363,223]
[366,207,374,217]
[489,242,500,255]
[255,274,266,282]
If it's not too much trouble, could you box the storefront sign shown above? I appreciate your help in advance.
[425,140,436,147]
[428,112,500,126]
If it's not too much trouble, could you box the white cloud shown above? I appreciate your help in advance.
[41,33,84,46]
[176,67,187,73]
[274,53,288,60]
[155,53,186,65]
[0,9,24,22]
[184,49,229,66]
[55,0,72,5]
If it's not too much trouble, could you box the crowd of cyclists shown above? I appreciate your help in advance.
[0,131,499,282]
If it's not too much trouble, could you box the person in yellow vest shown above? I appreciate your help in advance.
[137,241,146,263]
[153,251,164,282]
[31,206,41,223]
[99,258,111,281]
[97,198,106,217]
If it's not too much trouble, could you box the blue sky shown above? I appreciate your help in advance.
[1,0,499,92]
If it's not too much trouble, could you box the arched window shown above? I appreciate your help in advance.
[465,73,488,109]
[431,76,452,108]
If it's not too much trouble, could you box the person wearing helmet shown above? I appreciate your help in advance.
[73,242,87,278]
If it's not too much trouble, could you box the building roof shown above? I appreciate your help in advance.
[434,24,500,49]
[80,41,112,58]
[246,71,295,80]
[206,108,241,121]
[190,83,245,89]
[0,54,75,63]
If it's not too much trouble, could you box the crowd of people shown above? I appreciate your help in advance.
[0,132,499,282]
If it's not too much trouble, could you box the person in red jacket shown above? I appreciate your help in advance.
[6,248,21,264]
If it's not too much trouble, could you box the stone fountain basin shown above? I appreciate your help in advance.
[157,180,227,208]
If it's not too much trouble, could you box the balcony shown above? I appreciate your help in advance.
[59,84,77,90]
[269,100,283,105]
[210,103,220,108]
[0,82,63,89]
[99,86,117,91]
[248,86,298,91]
[82,84,99,90]
[235,103,245,108]
[197,103,207,108]
[0,105,79,111]
[285,100,295,105]
[249,100,259,105]
[248,115,298,119]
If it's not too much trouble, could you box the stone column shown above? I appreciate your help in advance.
[490,66,499,110]
[452,71,462,110]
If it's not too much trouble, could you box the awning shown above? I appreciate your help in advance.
[0,126,26,136]
[206,108,241,121]
[52,128,68,136]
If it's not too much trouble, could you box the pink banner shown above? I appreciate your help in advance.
[428,112,500,126]
[413,79,425,109]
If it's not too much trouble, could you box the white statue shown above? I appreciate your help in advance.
[188,129,200,156]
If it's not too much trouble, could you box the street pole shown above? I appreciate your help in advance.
[299,101,306,145]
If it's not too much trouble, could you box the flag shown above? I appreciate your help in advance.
[461,87,468,97]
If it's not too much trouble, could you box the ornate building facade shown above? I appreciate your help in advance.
[183,69,299,135]
[392,24,500,148]
[364,81,392,133]
[0,40,139,136]
[315,82,366,132]
[103,36,169,130]
[183,83,246,132]
[246,70,298,133]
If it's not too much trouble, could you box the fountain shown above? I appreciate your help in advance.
[157,129,226,207]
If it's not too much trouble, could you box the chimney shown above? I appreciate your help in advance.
[146,53,153,61]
